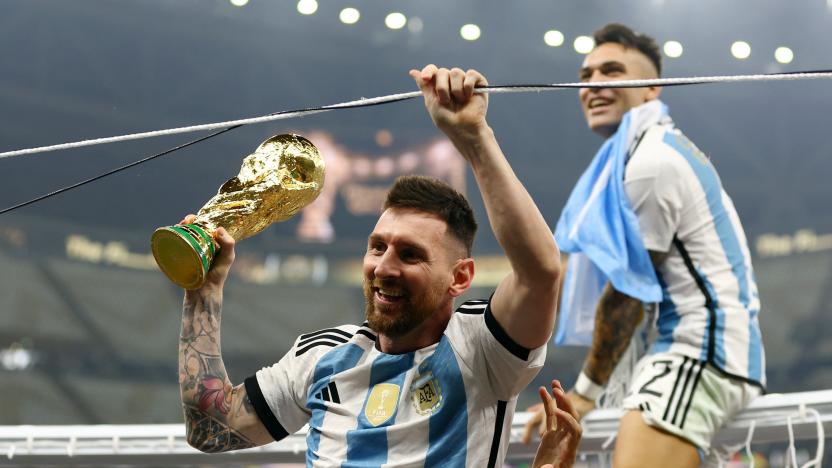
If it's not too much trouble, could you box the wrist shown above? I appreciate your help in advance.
[447,124,494,158]
[573,371,604,401]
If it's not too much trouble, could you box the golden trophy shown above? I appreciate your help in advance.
[151,134,325,290]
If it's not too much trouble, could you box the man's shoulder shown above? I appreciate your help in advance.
[628,124,700,179]
[453,298,489,315]
[291,323,376,359]
[637,124,709,162]
[445,299,490,336]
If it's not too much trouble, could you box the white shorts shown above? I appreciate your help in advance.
[621,352,761,453]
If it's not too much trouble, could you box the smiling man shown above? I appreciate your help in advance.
[523,23,765,467]
[176,64,561,467]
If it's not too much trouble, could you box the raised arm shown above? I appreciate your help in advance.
[178,222,272,452]
[411,65,561,350]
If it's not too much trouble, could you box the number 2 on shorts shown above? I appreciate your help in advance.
[638,359,673,397]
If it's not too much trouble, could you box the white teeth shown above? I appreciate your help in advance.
[589,99,610,109]
[378,289,403,297]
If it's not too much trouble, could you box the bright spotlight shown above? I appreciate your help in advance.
[731,41,751,59]
[230,0,249,6]
[663,41,683,58]
[544,30,564,47]
[573,35,595,54]
[297,0,318,15]
[339,7,360,24]
[774,46,794,64]
[385,12,407,30]
[460,24,481,41]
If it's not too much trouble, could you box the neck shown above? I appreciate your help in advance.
[376,306,453,354]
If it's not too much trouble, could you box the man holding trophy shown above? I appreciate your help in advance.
[163,66,568,466]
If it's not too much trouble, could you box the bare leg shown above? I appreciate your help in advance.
[612,410,699,468]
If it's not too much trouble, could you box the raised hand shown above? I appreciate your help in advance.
[532,380,583,468]
[523,389,595,445]
[179,214,236,291]
[409,65,489,150]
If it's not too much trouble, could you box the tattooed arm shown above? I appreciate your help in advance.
[178,223,273,452]
[564,251,667,419]
[580,284,645,388]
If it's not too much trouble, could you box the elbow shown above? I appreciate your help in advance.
[543,258,563,287]
[187,429,230,454]
[535,257,562,301]
[184,410,233,453]
[538,240,563,287]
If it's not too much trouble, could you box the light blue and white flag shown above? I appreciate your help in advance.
[554,100,667,346]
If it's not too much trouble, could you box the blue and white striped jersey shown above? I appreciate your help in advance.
[244,298,546,467]
[624,122,766,388]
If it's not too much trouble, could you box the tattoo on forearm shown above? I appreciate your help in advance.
[184,405,256,452]
[584,286,644,385]
[179,292,258,451]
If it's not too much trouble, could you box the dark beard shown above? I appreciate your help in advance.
[363,280,441,338]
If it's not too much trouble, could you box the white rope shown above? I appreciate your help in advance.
[799,408,825,468]
[1,71,830,160]
[786,414,798,468]
[744,420,757,468]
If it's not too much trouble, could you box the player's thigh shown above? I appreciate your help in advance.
[612,410,699,468]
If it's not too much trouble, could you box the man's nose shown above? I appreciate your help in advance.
[373,249,401,279]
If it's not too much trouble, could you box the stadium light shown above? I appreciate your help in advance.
[774,47,794,64]
[731,41,751,59]
[339,7,360,25]
[460,24,481,41]
[297,0,318,15]
[544,30,564,47]
[663,41,683,58]
[573,35,594,54]
[385,12,407,30]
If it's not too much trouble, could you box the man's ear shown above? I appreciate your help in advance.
[646,85,662,101]
[449,258,474,297]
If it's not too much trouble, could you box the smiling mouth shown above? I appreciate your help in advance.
[587,98,613,112]
[374,288,405,304]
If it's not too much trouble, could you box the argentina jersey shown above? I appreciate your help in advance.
[624,123,766,388]
[244,298,546,467]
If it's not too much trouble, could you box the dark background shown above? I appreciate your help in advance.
[1,0,831,441]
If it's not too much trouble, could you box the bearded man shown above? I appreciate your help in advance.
[176,65,562,467]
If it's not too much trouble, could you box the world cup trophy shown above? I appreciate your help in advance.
[151,134,325,290]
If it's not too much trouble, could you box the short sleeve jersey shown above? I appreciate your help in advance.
[244,298,546,467]
[624,122,765,388]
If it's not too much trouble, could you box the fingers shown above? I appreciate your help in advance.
[434,67,451,105]
[450,68,466,102]
[410,64,437,91]
[539,386,558,433]
[213,227,236,251]
[551,380,579,421]
[462,68,487,99]
[521,403,545,445]
[178,214,197,225]
[205,227,236,283]
[411,65,485,106]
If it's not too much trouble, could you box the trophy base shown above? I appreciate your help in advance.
[151,224,216,290]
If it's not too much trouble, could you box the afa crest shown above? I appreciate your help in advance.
[365,383,400,426]
[411,372,443,416]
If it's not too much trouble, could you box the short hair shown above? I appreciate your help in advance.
[383,175,477,256]
[593,23,662,77]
